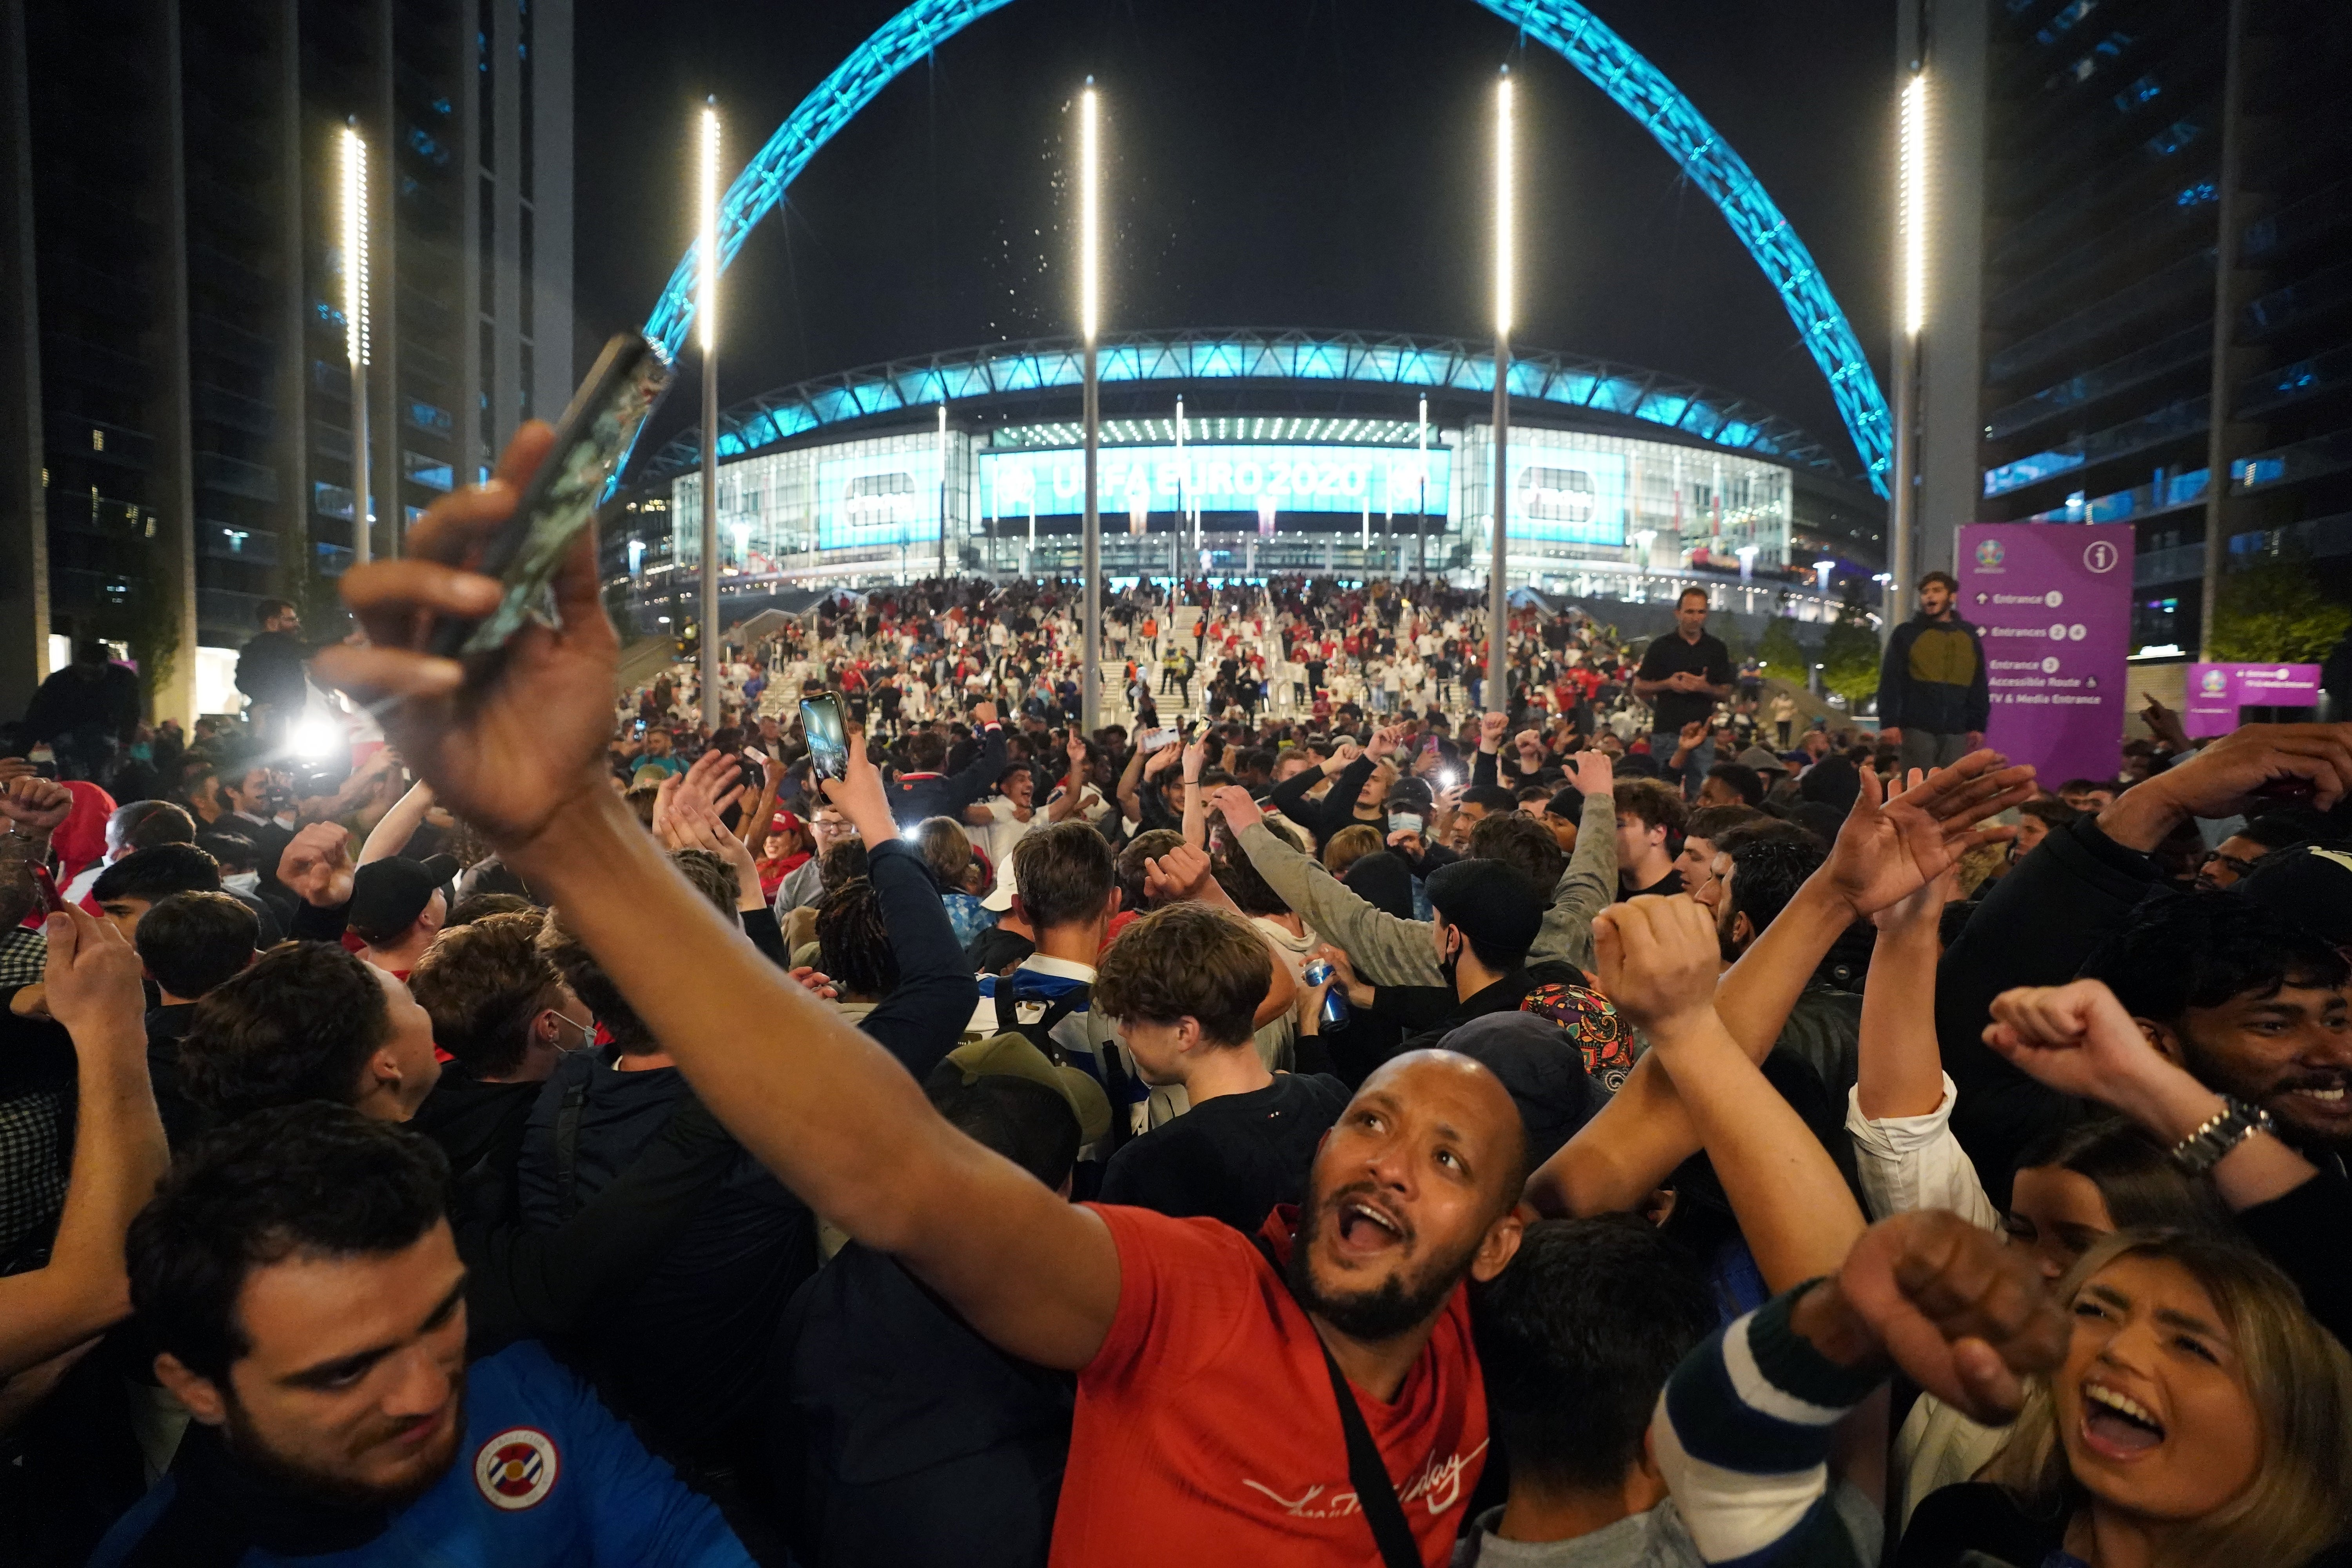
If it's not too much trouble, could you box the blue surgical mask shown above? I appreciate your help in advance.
[222,870,260,896]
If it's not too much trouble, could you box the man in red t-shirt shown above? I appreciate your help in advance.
[332,425,1543,1567]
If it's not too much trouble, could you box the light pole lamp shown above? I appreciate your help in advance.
[1886,69,1928,644]
[697,99,722,727]
[1486,68,1514,715]
[339,123,371,568]
[1078,81,1103,730]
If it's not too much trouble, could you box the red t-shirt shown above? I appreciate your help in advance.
[1049,1204,1486,1568]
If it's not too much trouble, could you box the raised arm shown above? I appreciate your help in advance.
[1596,897,1865,1292]
[1526,753,2031,1221]
[1533,752,1617,970]
[1178,736,1207,847]
[359,775,434,864]
[320,422,1121,1374]
[828,753,981,1080]
[1216,786,1443,989]
[0,906,168,1378]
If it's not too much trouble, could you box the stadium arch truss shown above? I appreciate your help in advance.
[637,328,1843,483]
[634,0,1893,496]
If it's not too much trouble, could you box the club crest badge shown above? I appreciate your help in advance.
[474,1427,559,1510]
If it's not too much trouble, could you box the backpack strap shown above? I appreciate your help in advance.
[1248,1234,1425,1568]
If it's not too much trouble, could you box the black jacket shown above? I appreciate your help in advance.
[889,724,1008,828]
[1935,814,2158,1208]
[1877,613,1989,735]
[779,1242,1074,1568]
[1267,754,1377,853]
[234,628,312,711]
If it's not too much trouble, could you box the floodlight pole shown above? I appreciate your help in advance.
[1486,69,1513,717]
[1417,395,1429,581]
[698,99,722,728]
[936,404,949,581]
[1174,395,1187,588]
[1078,82,1102,731]
[340,124,371,568]
[1885,70,1927,647]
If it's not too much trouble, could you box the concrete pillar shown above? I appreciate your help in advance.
[373,0,400,555]
[490,0,521,450]
[273,0,308,607]
[1898,0,1989,578]
[0,0,46,715]
[456,0,481,490]
[150,0,200,726]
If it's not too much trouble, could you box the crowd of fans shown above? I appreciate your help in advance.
[1,421,2348,1568]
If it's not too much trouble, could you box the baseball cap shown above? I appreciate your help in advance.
[981,851,1019,913]
[1436,1011,1599,1169]
[931,1031,1113,1147]
[2231,842,2352,949]
[1735,745,1789,775]
[769,809,804,835]
[1425,858,1545,957]
[348,854,459,940]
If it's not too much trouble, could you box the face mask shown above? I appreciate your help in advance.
[223,871,260,895]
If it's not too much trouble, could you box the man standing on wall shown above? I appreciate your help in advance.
[1630,589,1731,800]
[1876,570,1988,772]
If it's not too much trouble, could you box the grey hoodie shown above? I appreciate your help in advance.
[1234,790,1618,988]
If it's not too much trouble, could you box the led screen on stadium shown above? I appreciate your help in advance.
[978,444,1453,523]
[1505,446,1627,546]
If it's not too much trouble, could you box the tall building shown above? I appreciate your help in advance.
[0,0,571,723]
[1901,0,2350,654]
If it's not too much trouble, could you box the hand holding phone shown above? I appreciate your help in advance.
[801,695,851,782]
[424,332,675,662]
[29,865,66,918]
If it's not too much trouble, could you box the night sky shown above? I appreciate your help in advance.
[572,0,1895,476]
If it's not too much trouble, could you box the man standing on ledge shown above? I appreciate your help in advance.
[1877,569,1988,773]
[1630,589,1731,800]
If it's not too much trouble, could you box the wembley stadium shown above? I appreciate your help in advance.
[609,327,1888,630]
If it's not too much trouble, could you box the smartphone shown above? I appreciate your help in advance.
[802,694,851,781]
[1388,812,1425,837]
[29,864,65,917]
[426,332,676,660]
[1139,728,1178,753]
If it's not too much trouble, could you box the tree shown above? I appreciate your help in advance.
[1757,615,1806,683]
[1820,579,1881,708]
[2209,543,2352,664]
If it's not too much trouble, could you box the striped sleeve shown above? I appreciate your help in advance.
[1650,1284,1884,1568]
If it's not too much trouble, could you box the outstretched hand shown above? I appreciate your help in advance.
[318,421,618,849]
[1559,750,1613,800]
[279,822,356,909]
[1590,895,1720,1039]
[41,903,147,1044]
[1142,842,1217,904]
[1802,1209,2068,1425]
[0,776,73,837]
[819,728,898,846]
[1823,751,2035,917]
[1208,784,1263,833]
[1982,978,2180,1111]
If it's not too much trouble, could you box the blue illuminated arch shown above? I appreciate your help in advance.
[639,0,1892,495]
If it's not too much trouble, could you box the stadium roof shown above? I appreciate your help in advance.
[635,327,1850,485]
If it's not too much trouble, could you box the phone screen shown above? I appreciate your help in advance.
[428,332,675,659]
[1140,728,1178,753]
[801,695,850,781]
[29,865,65,917]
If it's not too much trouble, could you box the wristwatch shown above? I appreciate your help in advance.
[2169,1096,2276,1174]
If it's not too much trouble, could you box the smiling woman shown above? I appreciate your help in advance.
[1896,1228,2352,1568]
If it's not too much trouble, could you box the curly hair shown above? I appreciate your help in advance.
[815,877,898,999]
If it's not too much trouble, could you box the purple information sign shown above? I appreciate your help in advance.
[1956,523,2135,786]
[2183,662,2323,737]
